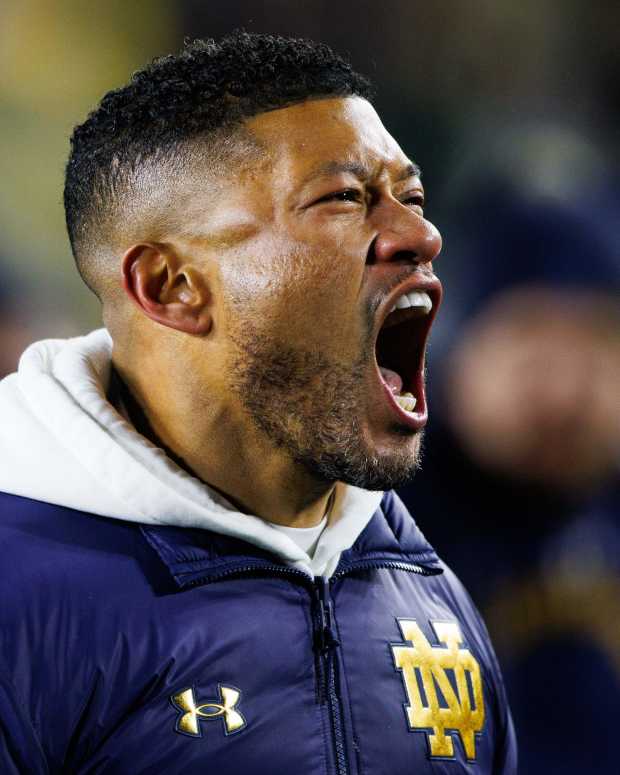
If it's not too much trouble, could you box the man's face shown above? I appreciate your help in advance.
[195,97,442,489]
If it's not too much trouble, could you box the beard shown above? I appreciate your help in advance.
[227,315,423,491]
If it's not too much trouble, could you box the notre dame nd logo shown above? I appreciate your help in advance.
[171,685,246,738]
[391,619,485,760]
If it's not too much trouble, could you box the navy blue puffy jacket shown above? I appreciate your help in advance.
[0,490,517,774]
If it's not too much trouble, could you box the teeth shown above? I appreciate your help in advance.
[388,291,432,316]
[407,291,432,313]
[394,392,417,412]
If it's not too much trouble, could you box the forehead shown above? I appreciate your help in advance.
[244,96,411,178]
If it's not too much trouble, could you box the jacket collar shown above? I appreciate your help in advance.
[140,491,442,589]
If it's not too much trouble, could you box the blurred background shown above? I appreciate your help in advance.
[1,0,618,769]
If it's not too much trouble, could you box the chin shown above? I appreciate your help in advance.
[360,434,424,490]
[301,429,424,492]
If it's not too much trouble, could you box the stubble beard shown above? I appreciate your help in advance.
[227,318,423,491]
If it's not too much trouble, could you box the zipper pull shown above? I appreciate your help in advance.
[314,576,340,654]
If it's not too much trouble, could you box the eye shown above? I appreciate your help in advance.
[401,193,425,211]
[318,188,364,204]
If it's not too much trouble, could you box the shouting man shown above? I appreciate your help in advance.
[0,32,516,773]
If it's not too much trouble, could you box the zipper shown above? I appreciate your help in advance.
[180,558,441,588]
[332,559,441,580]
[314,576,347,775]
[181,562,312,588]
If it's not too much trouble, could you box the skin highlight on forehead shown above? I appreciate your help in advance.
[85,127,270,303]
[127,131,268,244]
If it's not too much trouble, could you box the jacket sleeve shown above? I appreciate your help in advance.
[472,603,518,775]
[494,704,518,775]
[441,564,519,773]
[0,667,50,775]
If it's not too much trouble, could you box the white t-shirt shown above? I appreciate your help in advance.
[270,516,328,559]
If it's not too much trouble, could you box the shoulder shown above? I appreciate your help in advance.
[0,489,139,557]
[0,491,167,612]
[0,492,174,706]
[383,492,507,688]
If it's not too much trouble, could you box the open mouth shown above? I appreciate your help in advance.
[373,285,440,429]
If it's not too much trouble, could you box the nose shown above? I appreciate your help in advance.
[369,206,442,265]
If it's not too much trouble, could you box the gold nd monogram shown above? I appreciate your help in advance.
[171,685,246,737]
[391,619,485,760]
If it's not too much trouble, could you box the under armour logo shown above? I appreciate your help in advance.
[391,619,485,760]
[171,685,246,737]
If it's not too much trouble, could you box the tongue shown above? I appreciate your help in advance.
[379,366,403,395]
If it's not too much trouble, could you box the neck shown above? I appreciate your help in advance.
[109,360,335,528]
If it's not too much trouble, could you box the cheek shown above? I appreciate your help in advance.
[281,258,364,352]
[223,238,365,350]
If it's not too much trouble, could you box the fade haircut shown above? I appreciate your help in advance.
[64,31,373,298]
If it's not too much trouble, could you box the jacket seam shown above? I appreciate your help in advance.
[140,527,177,569]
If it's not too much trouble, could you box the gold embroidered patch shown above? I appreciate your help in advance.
[391,619,485,760]
[171,685,246,737]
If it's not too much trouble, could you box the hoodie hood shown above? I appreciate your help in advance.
[0,329,383,577]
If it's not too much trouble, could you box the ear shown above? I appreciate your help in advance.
[121,243,212,335]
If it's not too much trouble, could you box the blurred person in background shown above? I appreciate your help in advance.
[451,286,620,771]
[449,287,619,496]
[0,261,39,379]
[0,32,516,773]
[400,196,620,772]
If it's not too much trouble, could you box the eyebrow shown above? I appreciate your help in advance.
[395,162,422,182]
[301,160,422,186]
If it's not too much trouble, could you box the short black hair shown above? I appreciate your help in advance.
[64,31,373,296]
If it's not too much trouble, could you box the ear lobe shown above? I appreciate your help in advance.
[121,243,213,336]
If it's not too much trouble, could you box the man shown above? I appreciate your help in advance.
[0,32,516,773]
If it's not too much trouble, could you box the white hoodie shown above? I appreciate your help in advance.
[0,329,383,577]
